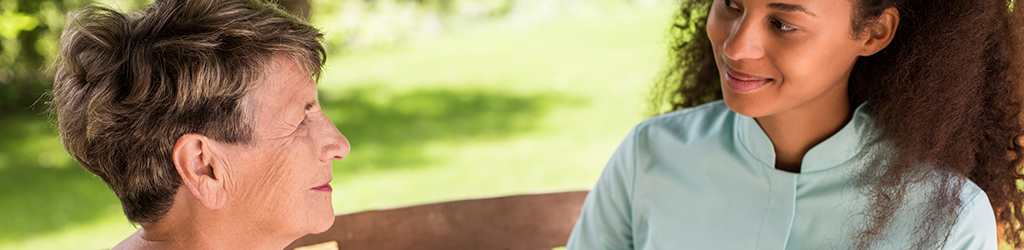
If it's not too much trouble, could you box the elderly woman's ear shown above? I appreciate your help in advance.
[173,133,228,210]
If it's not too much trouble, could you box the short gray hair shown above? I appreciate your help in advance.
[50,0,326,223]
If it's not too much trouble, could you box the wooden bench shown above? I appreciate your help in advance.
[286,191,589,250]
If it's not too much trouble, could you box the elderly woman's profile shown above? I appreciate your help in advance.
[49,0,349,249]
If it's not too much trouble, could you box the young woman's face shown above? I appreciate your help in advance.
[707,0,866,117]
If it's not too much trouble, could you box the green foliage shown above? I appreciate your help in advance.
[0,5,38,40]
[0,0,68,111]
[0,0,284,112]
[308,0,639,52]
[0,0,644,112]
[0,0,143,111]
[307,0,518,52]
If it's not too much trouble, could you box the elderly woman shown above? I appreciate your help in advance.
[49,0,349,249]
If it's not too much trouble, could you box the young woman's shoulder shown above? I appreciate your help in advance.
[632,100,734,145]
[890,173,998,249]
[941,179,998,249]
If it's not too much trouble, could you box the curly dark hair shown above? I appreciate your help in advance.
[651,0,1024,248]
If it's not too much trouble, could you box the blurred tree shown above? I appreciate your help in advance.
[0,0,74,112]
[0,0,642,112]
[0,0,309,112]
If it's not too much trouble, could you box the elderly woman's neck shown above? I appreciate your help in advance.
[112,189,297,250]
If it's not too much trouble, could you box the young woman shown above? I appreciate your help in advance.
[567,0,1024,249]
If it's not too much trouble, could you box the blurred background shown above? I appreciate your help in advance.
[0,0,675,248]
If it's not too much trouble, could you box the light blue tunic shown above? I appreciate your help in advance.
[567,101,997,250]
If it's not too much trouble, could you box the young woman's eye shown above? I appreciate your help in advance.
[770,18,796,32]
[723,0,740,10]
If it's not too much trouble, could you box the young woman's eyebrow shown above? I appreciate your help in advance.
[767,3,817,17]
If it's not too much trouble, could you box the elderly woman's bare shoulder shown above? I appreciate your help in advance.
[111,228,198,250]
[111,230,154,250]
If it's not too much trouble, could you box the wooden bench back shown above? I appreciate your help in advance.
[286,191,589,250]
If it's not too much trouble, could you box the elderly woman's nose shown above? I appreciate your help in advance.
[316,114,350,162]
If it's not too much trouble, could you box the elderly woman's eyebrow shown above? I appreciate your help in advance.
[767,3,817,17]
[305,101,317,111]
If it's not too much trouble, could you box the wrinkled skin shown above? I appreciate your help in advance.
[218,55,349,236]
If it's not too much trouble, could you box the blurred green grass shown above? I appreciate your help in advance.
[0,2,673,249]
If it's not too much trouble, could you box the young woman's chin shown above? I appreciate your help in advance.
[721,90,779,118]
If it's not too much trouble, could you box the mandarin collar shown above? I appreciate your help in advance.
[735,102,872,174]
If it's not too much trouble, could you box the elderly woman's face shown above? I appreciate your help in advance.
[219,56,349,236]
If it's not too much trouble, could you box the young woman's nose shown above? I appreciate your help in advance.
[722,18,766,61]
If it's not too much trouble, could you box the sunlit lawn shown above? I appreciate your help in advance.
[0,3,673,249]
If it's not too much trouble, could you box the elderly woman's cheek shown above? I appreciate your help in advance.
[232,155,290,209]
[233,145,312,232]
[234,138,303,196]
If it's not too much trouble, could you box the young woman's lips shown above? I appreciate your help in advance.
[312,183,332,192]
[724,68,773,93]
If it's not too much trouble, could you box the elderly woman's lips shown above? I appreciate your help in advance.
[312,183,332,192]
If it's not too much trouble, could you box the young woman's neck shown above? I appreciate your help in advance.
[755,83,851,173]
